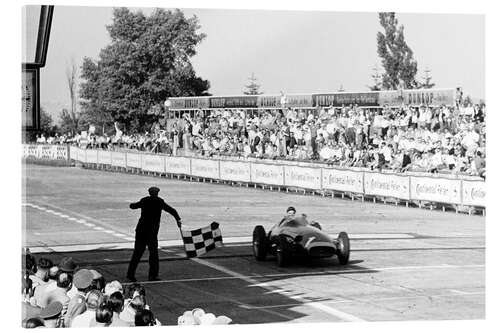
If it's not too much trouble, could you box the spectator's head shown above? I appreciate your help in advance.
[108,291,125,313]
[104,280,123,297]
[127,283,146,299]
[39,301,63,328]
[73,268,93,292]
[95,302,113,326]
[89,269,105,291]
[135,309,156,326]
[22,317,45,328]
[58,257,77,274]
[129,295,146,312]
[48,266,59,281]
[35,258,53,281]
[86,289,105,310]
[56,271,72,291]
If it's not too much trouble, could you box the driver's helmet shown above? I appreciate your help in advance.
[286,206,296,216]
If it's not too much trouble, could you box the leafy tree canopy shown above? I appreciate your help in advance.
[376,12,419,90]
[80,7,210,133]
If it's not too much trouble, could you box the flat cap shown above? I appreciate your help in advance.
[39,301,63,319]
[148,186,160,194]
[73,269,93,289]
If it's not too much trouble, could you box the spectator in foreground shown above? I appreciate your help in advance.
[70,289,105,327]
[39,301,64,328]
[65,268,94,327]
[107,291,132,327]
[135,309,157,326]
[22,317,45,328]
[91,302,114,327]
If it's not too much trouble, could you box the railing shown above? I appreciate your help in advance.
[22,144,486,209]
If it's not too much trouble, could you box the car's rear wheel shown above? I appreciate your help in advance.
[337,231,350,265]
[276,235,290,267]
[252,226,267,261]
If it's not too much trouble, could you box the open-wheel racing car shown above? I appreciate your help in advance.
[252,215,350,267]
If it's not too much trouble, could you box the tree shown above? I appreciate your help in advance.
[338,84,345,92]
[40,107,54,134]
[418,67,436,89]
[367,64,383,91]
[58,108,81,135]
[243,72,263,95]
[59,59,82,135]
[79,7,210,133]
[376,12,419,90]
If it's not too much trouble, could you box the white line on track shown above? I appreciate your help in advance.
[190,256,366,322]
[24,202,134,243]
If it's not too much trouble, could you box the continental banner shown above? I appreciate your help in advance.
[191,158,219,179]
[322,168,364,193]
[111,151,127,168]
[251,163,284,186]
[284,165,322,189]
[85,149,98,163]
[54,146,69,160]
[40,145,53,159]
[126,153,142,169]
[141,154,165,173]
[98,150,112,165]
[165,156,191,175]
[364,172,410,199]
[69,145,78,160]
[219,160,251,182]
[409,176,461,204]
[77,148,86,163]
[461,180,486,207]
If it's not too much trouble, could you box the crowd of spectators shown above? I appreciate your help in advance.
[22,249,232,328]
[33,101,486,178]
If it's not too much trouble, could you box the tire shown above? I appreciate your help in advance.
[252,226,267,261]
[276,235,290,267]
[337,231,350,265]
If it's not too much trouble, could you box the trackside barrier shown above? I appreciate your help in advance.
[22,145,486,210]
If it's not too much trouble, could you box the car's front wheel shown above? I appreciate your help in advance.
[276,235,290,267]
[337,231,350,265]
[252,226,267,261]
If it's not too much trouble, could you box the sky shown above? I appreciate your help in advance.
[25,5,485,119]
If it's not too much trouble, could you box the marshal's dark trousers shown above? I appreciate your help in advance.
[127,231,159,279]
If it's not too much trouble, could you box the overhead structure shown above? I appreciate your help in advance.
[22,5,54,134]
[166,88,458,112]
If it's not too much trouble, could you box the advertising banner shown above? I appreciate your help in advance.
[141,154,165,173]
[461,180,485,207]
[69,145,78,160]
[409,176,461,204]
[85,149,98,163]
[287,94,313,108]
[258,95,281,108]
[364,172,410,199]
[322,168,364,193]
[111,151,127,168]
[219,161,251,182]
[209,95,259,109]
[97,150,112,165]
[191,158,219,178]
[379,88,456,106]
[53,146,68,160]
[126,153,142,169]
[250,163,284,186]
[165,156,191,175]
[169,97,209,110]
[77,148,86,163]
[284,166,321,189]
[26,145,39,158]
[313,92,379,107]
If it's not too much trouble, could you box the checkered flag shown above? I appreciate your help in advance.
[180,222,223,258]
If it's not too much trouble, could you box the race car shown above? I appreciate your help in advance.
[252,215,350,267]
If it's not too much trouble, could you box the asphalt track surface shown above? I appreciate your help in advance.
[22,163,485,324]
